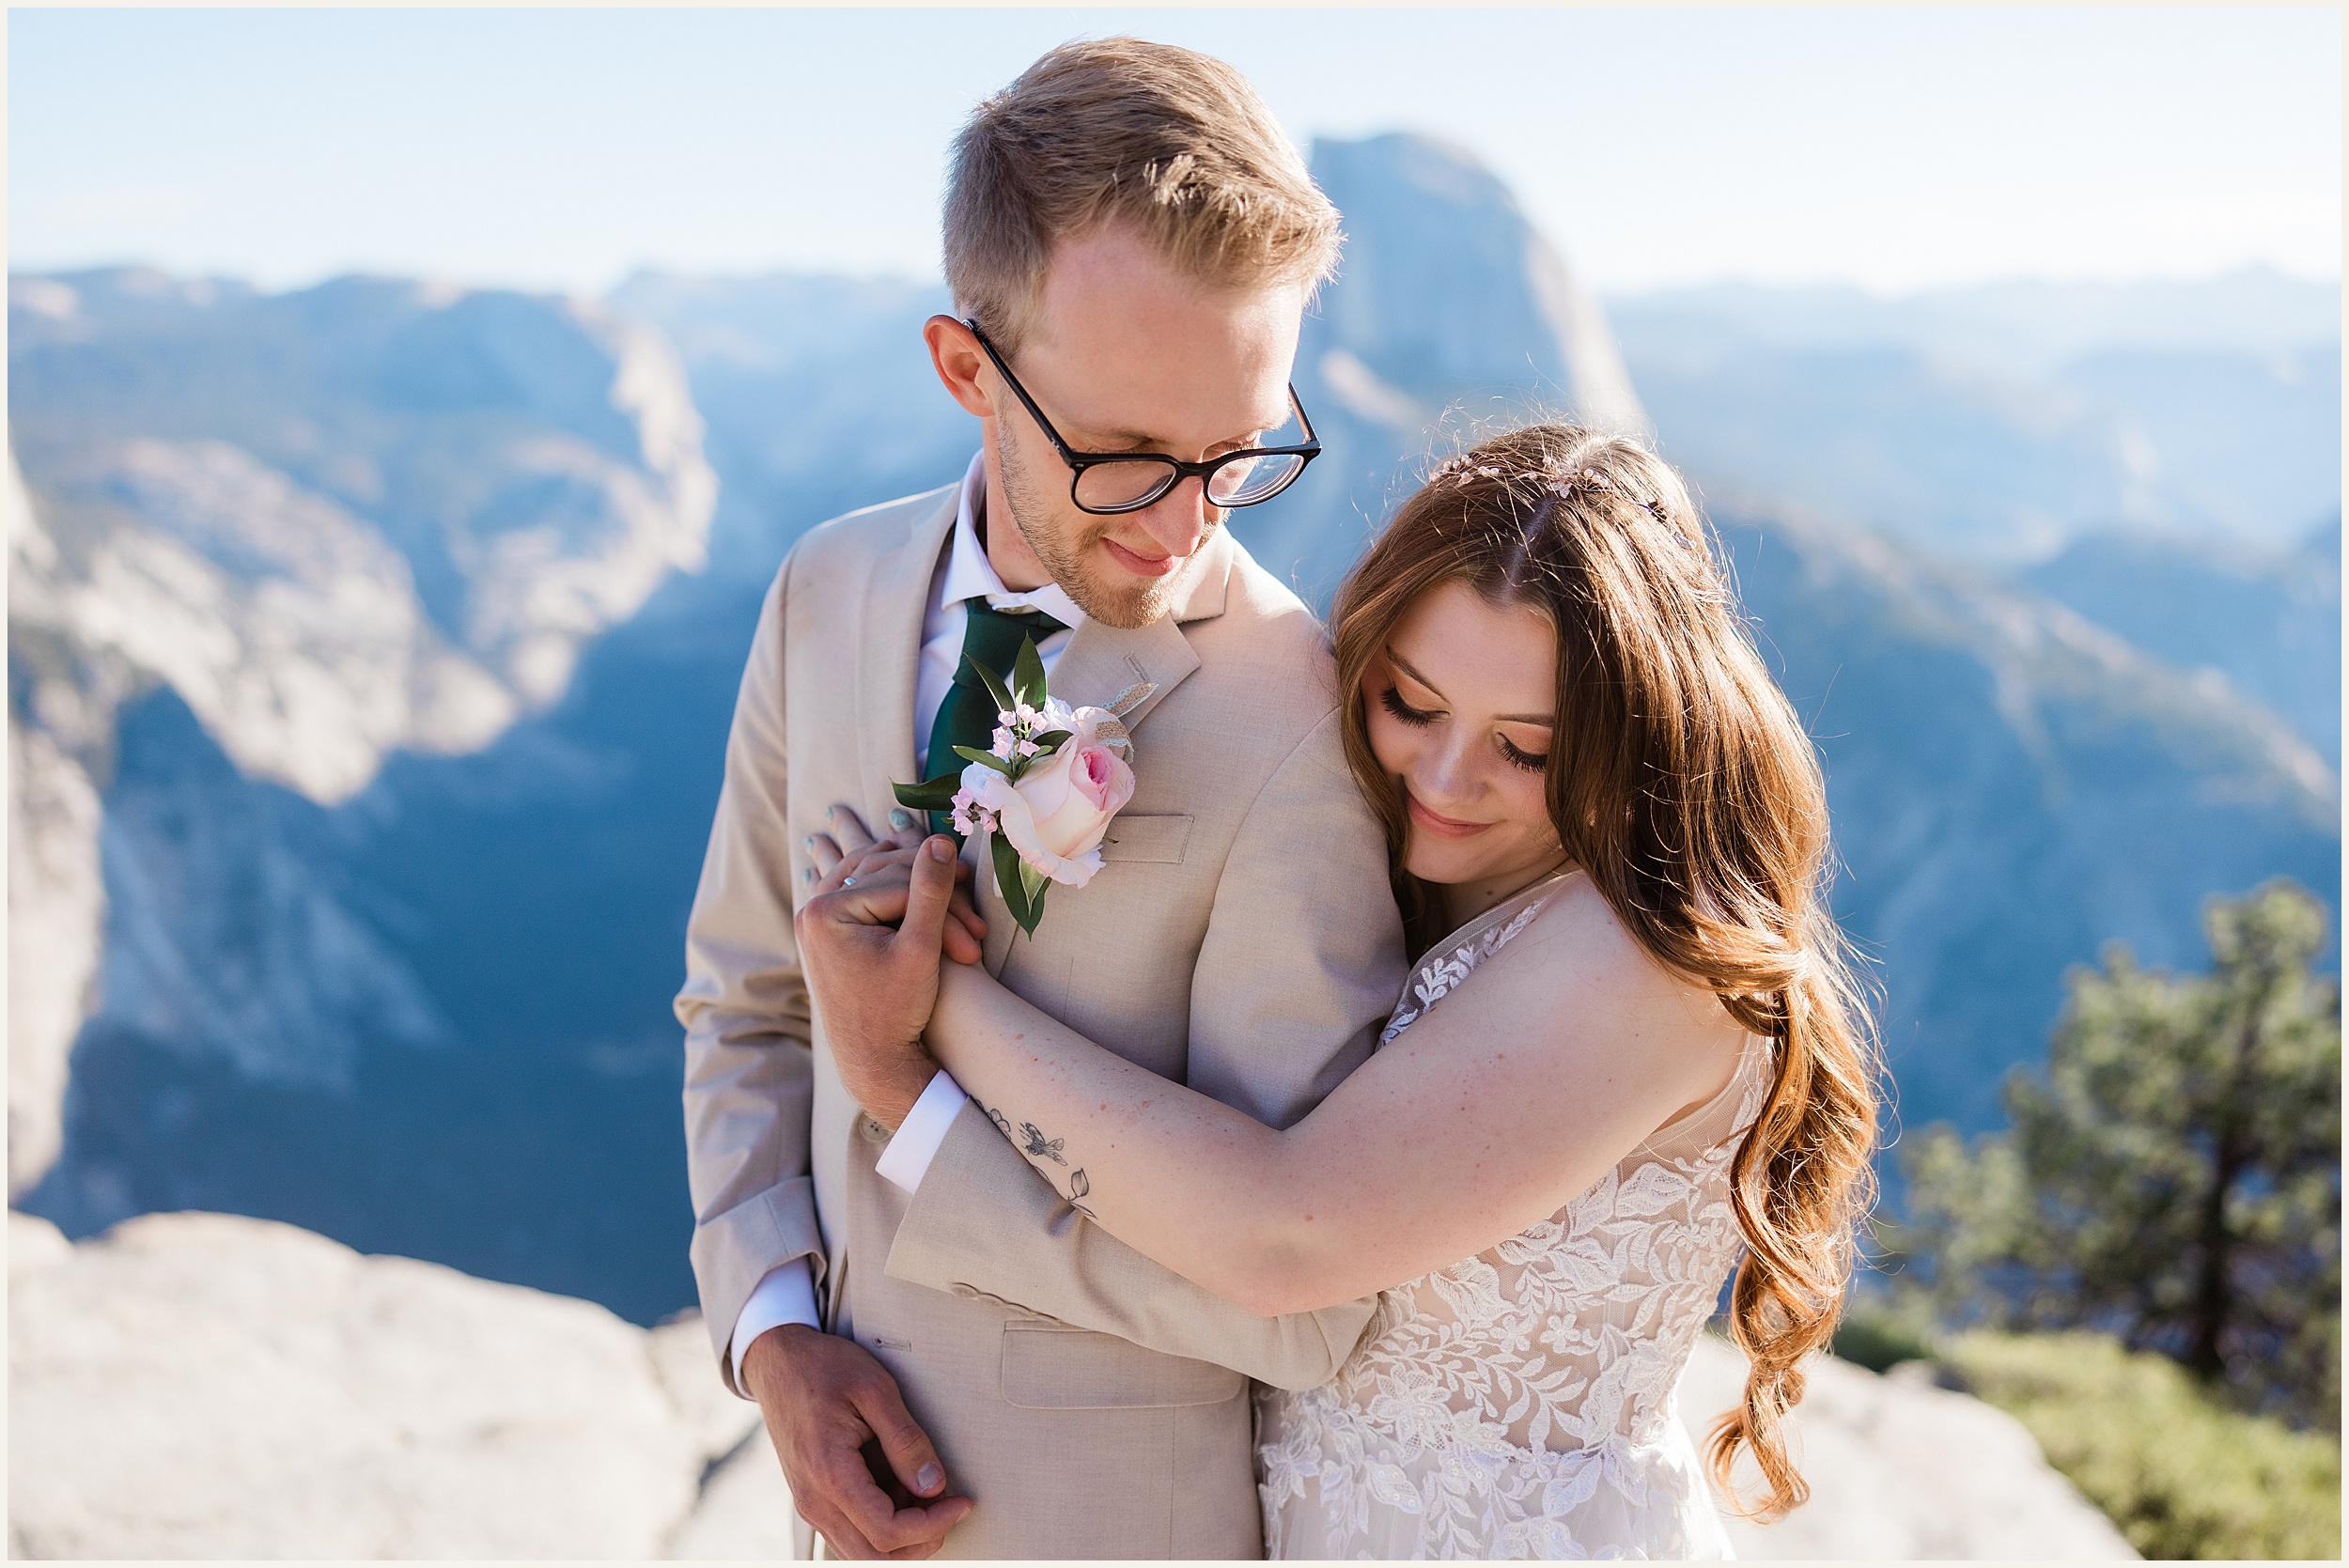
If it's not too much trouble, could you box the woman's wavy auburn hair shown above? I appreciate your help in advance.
[1330,421,1881,1520]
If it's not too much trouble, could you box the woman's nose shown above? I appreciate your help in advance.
[1415,734,1480,806]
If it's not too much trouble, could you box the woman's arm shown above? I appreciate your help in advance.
[927,875,1748,1316]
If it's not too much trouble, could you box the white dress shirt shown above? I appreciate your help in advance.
[729,452,1086,1388]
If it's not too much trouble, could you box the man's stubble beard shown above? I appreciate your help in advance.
[994,421,1212,632]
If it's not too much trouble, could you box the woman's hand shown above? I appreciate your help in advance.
[797,805,988,1130]
[803,805,988,964]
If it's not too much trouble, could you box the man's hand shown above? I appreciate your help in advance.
[799,806,983,1130]
[744,1324,972,1560]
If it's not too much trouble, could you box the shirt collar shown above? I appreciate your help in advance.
[942,451,1087,629]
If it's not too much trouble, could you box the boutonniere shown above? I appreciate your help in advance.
[894,636,1151,938]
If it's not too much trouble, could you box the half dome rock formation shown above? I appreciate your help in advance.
[6,269,717,1199]
[10,1210,2133,1560]
[1232,132,1648,606]
[1307,132,1645,442]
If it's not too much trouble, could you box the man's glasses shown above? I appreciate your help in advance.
[966,319,1321,516]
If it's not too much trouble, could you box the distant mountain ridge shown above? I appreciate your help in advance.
[2024,518,2341,765]
[1606,268,2341,379]
[8,133,2337,1324]
[1609,270,2341,561]
[8,269,713,1197]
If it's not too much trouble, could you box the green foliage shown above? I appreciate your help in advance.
[1829,1293,1935,1372]
[990,831,1044,938]
[967,652,1017,719]
[1896,879,2341,1429]
[1010,635,1047,709]
[1941,1329,2341,1560]
[891,771,962,812]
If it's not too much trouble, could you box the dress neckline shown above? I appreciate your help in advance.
[1415,865,1582,967]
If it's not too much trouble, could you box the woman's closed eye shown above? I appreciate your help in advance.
[1498,735,1549,773]
[1382,684,1549,772]
[1378,684,1437,726]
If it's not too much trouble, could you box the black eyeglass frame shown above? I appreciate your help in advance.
[965,318,1321,516]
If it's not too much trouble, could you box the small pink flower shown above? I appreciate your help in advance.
[948,785,996,839]
[958,706,1134,889]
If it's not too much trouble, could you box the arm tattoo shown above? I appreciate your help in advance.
[1018,1122,1067,1166]
[977,1096,1095,1215]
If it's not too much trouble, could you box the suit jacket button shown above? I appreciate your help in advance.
[858,1113,889,1142]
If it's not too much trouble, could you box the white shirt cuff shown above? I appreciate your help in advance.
[728,1257,821,1392]
[874,1069,969,1195]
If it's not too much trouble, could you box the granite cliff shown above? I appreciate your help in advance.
[9,1209,2131,1560]
[8,134,2336,1323]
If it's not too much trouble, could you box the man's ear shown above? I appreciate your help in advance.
[925,315,995,419]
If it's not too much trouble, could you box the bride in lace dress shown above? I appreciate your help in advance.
[1252,869,1770,1559]
[808,423,1879,1559]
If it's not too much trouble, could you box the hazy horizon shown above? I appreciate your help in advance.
[13,256,2340,309]
[12,9,2338,300]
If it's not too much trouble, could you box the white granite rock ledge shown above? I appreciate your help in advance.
[10,1209,2134,1560]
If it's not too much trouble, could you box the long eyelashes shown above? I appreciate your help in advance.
[1378,685,1436,726]
[1499,736,1550,774]
[1380,685,1551,774]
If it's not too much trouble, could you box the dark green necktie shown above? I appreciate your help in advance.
[925,599,1067,833]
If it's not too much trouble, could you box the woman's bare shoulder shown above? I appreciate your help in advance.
[1469,873,1750,1076]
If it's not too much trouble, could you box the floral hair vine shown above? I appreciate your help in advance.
[1428,453,1686,536]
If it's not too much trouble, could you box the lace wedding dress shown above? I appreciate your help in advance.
[1256,870,1770,1560]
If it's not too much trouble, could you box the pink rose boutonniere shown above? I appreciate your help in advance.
[894,635,1148,938]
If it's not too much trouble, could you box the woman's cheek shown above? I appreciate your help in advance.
[1505,766,1552,845]
[1363,700,1412,780]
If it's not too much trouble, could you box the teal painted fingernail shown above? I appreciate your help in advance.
[888,808,917,831]
[802,835,814,851]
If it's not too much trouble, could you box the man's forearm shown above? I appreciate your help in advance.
[885,1102,1377,1390]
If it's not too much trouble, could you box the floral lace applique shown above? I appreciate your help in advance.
[1259,875,1764,1560]
[1381,895,1550,1044]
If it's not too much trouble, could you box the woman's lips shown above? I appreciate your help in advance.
[1406,790,1490,840]
[1102,536,1183,578]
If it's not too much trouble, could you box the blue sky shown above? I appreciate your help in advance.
[10,7,2340,299]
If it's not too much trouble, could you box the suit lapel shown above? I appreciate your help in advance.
[856,489,958,804]
[981,532,1237,977]
[1047,528,1234,729]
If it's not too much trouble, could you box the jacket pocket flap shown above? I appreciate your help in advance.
[1098,814,1192,865]
[999,1322,1244,1409]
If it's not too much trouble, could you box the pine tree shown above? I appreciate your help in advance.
[1898,879,2341,1428]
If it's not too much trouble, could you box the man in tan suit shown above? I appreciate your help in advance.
[677,39,1407,1559]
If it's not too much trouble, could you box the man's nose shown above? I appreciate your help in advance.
[1130,475,1220,559]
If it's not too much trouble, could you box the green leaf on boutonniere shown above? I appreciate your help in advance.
[953,745,1012,775]
[964,654,1018,720]
[990,831,1043,938]
[892,771,963,811]
[1018,859,1048,906]
[1011,635,1048,710]
[1027,729,1072,755]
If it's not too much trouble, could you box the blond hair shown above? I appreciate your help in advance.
[943,38,1341,350]
[1330,422,1883,1521]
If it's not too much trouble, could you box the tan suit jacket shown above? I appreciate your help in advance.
[677,481,1407,1558]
